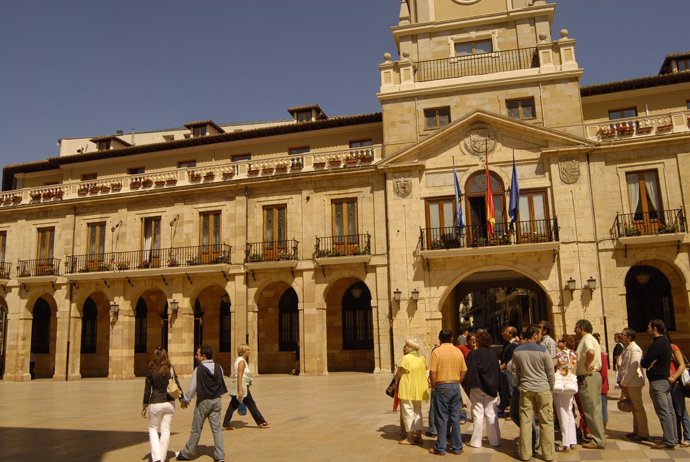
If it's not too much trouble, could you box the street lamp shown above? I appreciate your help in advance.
[169,300,179,314]
[586,276,597,294]
[109,301,119,317]
[393,288,401,302]
[410,288,419,302]
[566,277,576,295]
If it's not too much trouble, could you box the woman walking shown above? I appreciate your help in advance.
[223,344,270,430]
[553,335,578,451]
[394,338,429,445]
[463,331,500,448]
[142,348,184,462]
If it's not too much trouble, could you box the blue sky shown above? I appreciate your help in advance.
[0,0,688,167]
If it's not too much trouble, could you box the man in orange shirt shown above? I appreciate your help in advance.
[429,328,468,455]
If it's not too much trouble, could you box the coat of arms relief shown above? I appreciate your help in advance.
[558,158,580,184]
[463,124,498,157]
[393,178,411,198]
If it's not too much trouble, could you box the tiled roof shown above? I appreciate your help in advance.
[580,71,690,97]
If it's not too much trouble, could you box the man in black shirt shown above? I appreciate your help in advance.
[640,319,678,449]
[176,346,228,462]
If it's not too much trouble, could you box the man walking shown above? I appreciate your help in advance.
[429,328,467,455]
[498,326,519,417]
[512,324,555,462]
[574,319,606,449]
[616,327,649,442]
[641,319,678,449]
[176,346,228,462]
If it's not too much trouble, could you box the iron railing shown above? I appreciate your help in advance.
[245,239,299,263]
[415,47,539,82]
[314,233,371,258]
[613,209,685,239]
[18,258,61,277]
[0,261,11,279]
[65,244,231,273]
[420,218,559,250]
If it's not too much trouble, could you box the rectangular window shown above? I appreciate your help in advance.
[128,167,145,175]
[608,107,637,120]
[96,141,111,151]
[177,160,196,169]
[349,139,373,148]
[516,190,550,241]
[87,222,106,259]
[425,197,459,248]
[36,227,55,275]
[192,126,207,137]
[506,98,536,120]
[200,211,221,262]
[263,205,287,251]
[0,231,6,263]
[454,39,493,56]
[141,217,161,267]
[289,146,310,155]
[627,170,662,223]
[296,111,312,123]
[231,154,251,162]
[332,199,358,248]
[424,107,451,130]
[678,59,690,72]
[81,173,97,181]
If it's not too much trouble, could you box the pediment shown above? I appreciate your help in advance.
[378,109,592,169]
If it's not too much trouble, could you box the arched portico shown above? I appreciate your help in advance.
[133,288,170,376]
[257,281,299,374]
[30,295,58,379]
[192,285,232,367]
[79,291,111,378]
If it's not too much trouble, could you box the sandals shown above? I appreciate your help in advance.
[556,445,570,452]
[258,422,270,429]
[398,439,414,445]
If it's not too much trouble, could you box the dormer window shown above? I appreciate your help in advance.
[288,104,328,123]
[97,140,111,151]
[192,126,207,137]
[90,135,132,151]
[184,120,225,138]
[296,111,312,123]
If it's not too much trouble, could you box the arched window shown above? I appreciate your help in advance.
[193,299,203,348]
[342,282,373,350]
[625,265,676,332]
[31,299,51,354]
[465,170,506,241]
[81,298,97,354]
[219,295,231,352]
[134,298,147,353]
[279,288,299,351]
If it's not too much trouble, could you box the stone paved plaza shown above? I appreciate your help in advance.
[0,372,687,462]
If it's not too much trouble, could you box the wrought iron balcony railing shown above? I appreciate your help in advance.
[415,47,539,82]
[0,261,11,279]
[613,209,685,239]
[18,258,61,277]
[245,240,299,263]
[420,218,559,250]
[315,233,371,258]
[65,244,231,273]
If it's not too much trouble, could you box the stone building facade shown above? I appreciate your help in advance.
[1,0,689,381]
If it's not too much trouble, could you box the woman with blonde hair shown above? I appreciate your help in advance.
[142,348,184,462]
[222,344,270,430]
[394,338,430,445]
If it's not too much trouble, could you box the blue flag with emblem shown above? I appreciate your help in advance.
[453,159,464,235]
[508,155,520,229]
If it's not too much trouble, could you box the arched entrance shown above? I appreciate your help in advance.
[193,285,232,367]
[133,289,169,376]
[443,270,550,342]
[0,299,7,379]
[79,292,110,378]
[257,282,299,374]
[326,279,374,372]
[465,170,507,245]
[625,265,676,333]
[30,296,58,379]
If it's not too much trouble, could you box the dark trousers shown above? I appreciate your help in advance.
[498,369,512,412]
[222,389,267,427]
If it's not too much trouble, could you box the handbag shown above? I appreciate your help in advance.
[553,370,578,394]
[385,378,397,398]
[681,353,690,398]
[167,367,182,399]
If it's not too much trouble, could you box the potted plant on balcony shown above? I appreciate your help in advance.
[344,153,359,167]
[496,233,512,245]
[597,127,615,139]
[167,256,179,267]
[141,178,153,188]
[97,262,112,271]
[79,266,90,273]
[277,251,294,260]
[431,239,446,250]
[360,150,374,163]
[188,171,202,182]
[203,171,215,181]
[623,225,642,237]
[111,181,122,191]
[275,161,288,173]
[130,178,142,189]
[214,253,230,264]
[658,223,679,234]
[472,236,488,247]
[154,179,166,187]
[222,169,235,180]
[313,160,326,169]
[351,245,370,255]
[290,158,304,170]
[328,156,342,168]
[166,177,177,185]
[247,166,259,176]
[30,191,42,201]
[42,190,54,200]
[247,253,264,262]
[186,256,201,265]
[89,184,101,194]
[100,184,110,193]
[117,261,130,270]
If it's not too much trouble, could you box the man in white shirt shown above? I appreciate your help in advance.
[616,327,649,441]
[574,319,606,449]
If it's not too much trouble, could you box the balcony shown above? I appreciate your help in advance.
[613,209,685,253]
[17,258,61,278]
[415,47,539,83]
[314,233,371,267]
[0,146,382,209]
[586,110,690,141]
[245,240,299,271]
[0,261,11,279]
[65,244,232,278]
[419,219,559,259]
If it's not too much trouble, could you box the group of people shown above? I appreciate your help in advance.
[141,344,270,462]
[392,318,690,459]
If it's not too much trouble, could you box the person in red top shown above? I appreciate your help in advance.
[668,334,690,446]
[458,332,477,359]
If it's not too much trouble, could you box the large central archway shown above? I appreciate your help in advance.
[133,289,169,376]
[257,281,299,374]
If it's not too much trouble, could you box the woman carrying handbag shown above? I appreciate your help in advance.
[553,335,578,452]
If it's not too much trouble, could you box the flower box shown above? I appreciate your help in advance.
[42,191,54,199]
[203,172,215,180]
[261,167,274,175]
[328,160,342,167]
[188,171,202,182]
[100,185,110,193]
[656,124,673,132]
[30,191,42,200]
[290,159,304,170]
[247,169,259,176]
[222,171,235,180]
[130,180,142,189]
[345,159,359,167]
[154,180,166,187]
[78,187,89,195]
[313,161,326,169]
[117,262,130,270]
[111,182,122,191]
[636,126,653,134]
[275,164,288,173]
[89,185,101,194]
[141,178,153,188]
[247,253,264,262]
[658,223,679,234]
[167,258,179,267]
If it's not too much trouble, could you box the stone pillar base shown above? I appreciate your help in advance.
[109,373,136,380]
[3,372,32,382]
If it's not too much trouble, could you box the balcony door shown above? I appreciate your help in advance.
[142,217,161,268]
[36,227,55,275]
[516,191,550,242]
[425,196,458,248]
[332,199,357,254]
[263,204,287,258]
[200,211,221,263]
[465,171,505,245]
[627,171,662,234]
[87,222,106,269]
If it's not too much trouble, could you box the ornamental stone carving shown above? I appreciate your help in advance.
[558,158,580,184]
[463,124,497,156]
[393,178,411,198]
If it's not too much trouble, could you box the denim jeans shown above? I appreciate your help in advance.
[179,397,224,461]
[671,381,690,443]
[433,383,463,453]
[428,388,436,435]
[649,379,678,447]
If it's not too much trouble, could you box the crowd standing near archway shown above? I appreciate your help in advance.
[391,318,690,457]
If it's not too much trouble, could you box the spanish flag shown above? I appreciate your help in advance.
[485,164,495,236]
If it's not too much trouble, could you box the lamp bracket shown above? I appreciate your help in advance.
[160,275,168,286]
[221,271,229,282]
[185,273,193,285]
[102,278,110,288]
[126,277,134,288]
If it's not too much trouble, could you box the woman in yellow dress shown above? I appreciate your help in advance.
[394,338,430,445]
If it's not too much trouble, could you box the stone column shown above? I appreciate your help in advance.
[169,281,193,377]
[108,290,135,380]
[3,286,31,381]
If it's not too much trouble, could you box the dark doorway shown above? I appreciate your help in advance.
[625,265,676,332]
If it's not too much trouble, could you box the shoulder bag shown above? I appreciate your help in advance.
[385,378,397,398]
[167,367,183,399]
[680,352,690,398]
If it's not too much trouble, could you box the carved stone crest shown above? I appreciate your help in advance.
[463,124,497,156]
[558,158,580,184]
[393,178,411,198]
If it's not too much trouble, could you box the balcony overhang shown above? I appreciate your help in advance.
[315,255,371,266]
[617,232,685,257]
[65,263,239,281]
[245,260,298,271]
[16,275,59,286]
[420,241,559,259]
